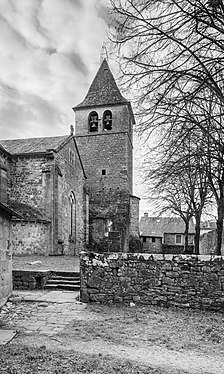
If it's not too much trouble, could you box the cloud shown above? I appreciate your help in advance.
[0,0,108,139]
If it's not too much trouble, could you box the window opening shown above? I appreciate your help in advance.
[176,234,182,244]
[103,110,112,131]
[69,192,76,237]
[69,150,75,165]
[143,237,146,243]
[89,111,98,132]
[152,237,156,243]
[102,169,106,176]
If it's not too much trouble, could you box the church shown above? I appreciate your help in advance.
[0,59,140,258]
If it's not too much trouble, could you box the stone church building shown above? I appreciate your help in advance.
[0,59,139,258]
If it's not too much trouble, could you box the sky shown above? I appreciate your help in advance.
[0,0,149,215]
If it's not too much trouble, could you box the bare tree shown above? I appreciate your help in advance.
[109,0,224,254]
[146,127,211,254]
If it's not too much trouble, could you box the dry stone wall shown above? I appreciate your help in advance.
[80,252,224,311]
[13,270,51,290]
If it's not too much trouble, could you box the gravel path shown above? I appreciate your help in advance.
[12,255,80,272]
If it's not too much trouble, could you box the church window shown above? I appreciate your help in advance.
[103,110,112,131]
[89,111,99,132]
[69,192,76,238]
[69,150,75,165]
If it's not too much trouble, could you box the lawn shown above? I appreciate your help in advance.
[1,301,224,373]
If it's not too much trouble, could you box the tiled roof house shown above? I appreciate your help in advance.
[140,213,195,254]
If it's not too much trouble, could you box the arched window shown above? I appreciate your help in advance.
[103,110,112,131]
[89,111,98,132]
[69,192,76,238]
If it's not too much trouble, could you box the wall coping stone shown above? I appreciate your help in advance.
[80,252,223,265]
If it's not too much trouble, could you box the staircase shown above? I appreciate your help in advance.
[45,271,80,291]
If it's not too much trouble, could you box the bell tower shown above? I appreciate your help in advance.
[73,59,139,251]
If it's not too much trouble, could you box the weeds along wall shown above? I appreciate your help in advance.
[80,252,224,311]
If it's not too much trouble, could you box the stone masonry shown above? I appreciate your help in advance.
[74,59,139,252]
[0,209,12,308]
[80,252,224,311]
[0,135,87,256]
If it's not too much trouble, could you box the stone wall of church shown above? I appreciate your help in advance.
[0,150,11,204]
[56,138,86,255]
[75,104,132,137]
[130,196,140,236]
[8,138,86,256]
[0,209,12,308]
[76,132,132,193]
[89,189,130,252]
[9,155,53,211]
[12,220,50,256]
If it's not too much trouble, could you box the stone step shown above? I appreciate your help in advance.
[44,270,81,291]
[47,279,80,285]
[51,271,80,277]
[50,276,80,281]
[45,284,80,291]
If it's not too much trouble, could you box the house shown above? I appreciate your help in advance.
[0,59,139,263]
[139,213,195,254]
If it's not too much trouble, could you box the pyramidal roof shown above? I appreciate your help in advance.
[73,59,129,109]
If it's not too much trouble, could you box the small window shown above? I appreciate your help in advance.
[176,234,182,244]
[152,237,156,243]
[89,111,98,132]
[143,237,146,243]
[102,169,106,176]
[69,150,75,165]
[103,110,112,131]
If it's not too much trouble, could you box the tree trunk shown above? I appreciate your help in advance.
[194,213,201,255]
[184,220,189,253]
[216,202,224,256]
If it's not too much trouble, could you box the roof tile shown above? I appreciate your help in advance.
[140,216,195,236]
[0,135,69,155]
[74,59,128,109]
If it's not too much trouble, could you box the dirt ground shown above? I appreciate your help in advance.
[1,300,224,374]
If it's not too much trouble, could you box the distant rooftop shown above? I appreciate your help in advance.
[140,214,195,236]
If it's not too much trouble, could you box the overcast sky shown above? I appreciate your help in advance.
[0,0,149,214]
[0,0,112,139]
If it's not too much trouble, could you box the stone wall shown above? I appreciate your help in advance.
[129,196,140,237]
[75,103,136,252]
[10,155,52,210]
[13,270,51,290]
[80,252,224,311]
[75,131,132,193]
[0,209,12,308]
[12,220,50,256]
[7,137,86,256]
[56,138,86,255]
[0,149,11,204]
[89,189,130,252]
